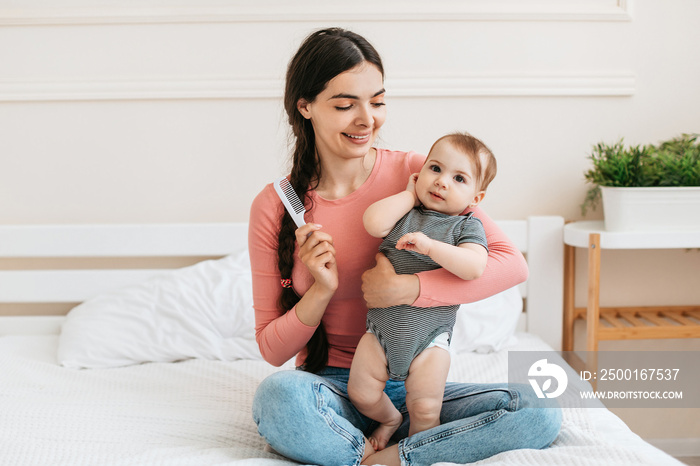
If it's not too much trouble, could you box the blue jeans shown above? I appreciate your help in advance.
[252,367,561,466]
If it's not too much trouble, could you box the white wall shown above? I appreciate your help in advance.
[1,0,698,442]
[1,0,698,224]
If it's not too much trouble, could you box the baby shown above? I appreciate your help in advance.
[348,132,497,451]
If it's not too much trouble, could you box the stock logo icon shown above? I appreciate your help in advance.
[528,359,568,399]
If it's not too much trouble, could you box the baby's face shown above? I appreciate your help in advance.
[415,140,484,216]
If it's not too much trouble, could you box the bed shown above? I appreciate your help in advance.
[0,217,682,465]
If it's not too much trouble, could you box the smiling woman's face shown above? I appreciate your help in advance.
[296,62,386,164]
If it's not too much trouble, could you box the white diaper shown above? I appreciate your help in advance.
[426,332,450,352]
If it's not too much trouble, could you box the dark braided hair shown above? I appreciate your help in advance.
[278,28,384,373]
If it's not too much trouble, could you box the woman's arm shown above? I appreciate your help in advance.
[413,206,528,307]
[361,206,527,308]
[249,186,337,366]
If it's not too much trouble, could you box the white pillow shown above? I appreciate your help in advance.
[57,249,261,369]
[451,286,522,354]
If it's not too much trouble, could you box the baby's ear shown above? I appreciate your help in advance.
[470,191,486,207]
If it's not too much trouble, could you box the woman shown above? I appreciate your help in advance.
[249,27,561,466]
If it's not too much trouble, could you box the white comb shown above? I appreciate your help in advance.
[273,177,306,228]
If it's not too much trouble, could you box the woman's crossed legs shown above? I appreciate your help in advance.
[252,366,561,466]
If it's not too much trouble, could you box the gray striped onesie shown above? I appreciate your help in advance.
[366,207,488,381]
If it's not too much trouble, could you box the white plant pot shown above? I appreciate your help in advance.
[601,186,700,232]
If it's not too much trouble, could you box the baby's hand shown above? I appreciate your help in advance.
[395,231,432,256]
[406,173,420,206]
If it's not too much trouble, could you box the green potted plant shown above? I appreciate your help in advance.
[581,133,700,231]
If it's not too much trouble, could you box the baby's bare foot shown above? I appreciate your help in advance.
[368,412,402,451]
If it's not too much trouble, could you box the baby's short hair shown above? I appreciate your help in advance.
[429,132,497,191]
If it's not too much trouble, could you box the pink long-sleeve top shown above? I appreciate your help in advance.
[248,149,528,368]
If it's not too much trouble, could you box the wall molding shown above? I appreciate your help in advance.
[0,1,632,26]
[0,77,283,102]
[388,73,636,97]
[0,73,636,102]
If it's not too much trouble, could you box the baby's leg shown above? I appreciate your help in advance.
[348,333,403,451]
[405,345,451,436]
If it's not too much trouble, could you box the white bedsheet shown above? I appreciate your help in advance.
[0,333,681,466]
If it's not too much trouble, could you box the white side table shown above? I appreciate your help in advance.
[563,220,700,352]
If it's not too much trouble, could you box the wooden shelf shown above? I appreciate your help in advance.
[572,306,700,340]
[563,222,700,353]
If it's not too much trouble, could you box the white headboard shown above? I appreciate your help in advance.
[0,217,564,349]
